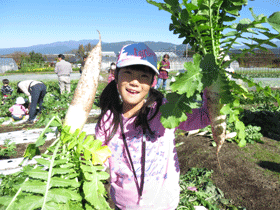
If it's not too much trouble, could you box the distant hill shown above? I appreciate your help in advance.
[0,40,187,56]
[0,39,99,55]
[0,39,278,56]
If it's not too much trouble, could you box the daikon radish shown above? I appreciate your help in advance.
[206,77,226,169]
[64,31,102,133]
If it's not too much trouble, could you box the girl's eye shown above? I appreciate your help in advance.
[124,70,132,74]
[141,74,149,78]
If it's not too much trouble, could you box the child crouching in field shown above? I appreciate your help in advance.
[1,79,13,104]
[9,97,28,120]
[95,43,211,210]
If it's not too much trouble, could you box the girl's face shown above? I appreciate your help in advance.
[164,56,169,61]
[117,66,153,111]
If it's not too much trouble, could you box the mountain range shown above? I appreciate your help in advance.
[0,40,188,56]
[0,40,279,56]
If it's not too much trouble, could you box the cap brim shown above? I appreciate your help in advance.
[117,59,159,75]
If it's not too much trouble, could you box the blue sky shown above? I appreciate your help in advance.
[0,0,279,49]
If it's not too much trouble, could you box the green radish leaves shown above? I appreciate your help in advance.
[148,0,280,146]
[171,54,204,96]
[268,11,280,33]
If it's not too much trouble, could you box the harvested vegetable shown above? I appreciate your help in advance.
[64,30,102,133]
[205,86,226,167]
[148,0,280,168]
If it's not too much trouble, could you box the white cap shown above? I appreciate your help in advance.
[116,43,159,74]
[16,97,25,105]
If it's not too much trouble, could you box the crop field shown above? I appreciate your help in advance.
[0,70,279,210]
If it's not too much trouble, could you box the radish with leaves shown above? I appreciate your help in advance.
[0,32,113,210]
[147,0,280,167]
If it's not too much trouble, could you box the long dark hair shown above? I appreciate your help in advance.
[97,65,164,144]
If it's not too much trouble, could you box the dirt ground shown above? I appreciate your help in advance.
[1,122,280,209]
[175,134,280,210]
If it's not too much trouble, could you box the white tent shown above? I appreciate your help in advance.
[0,58,18,73]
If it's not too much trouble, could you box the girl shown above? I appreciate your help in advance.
[108,62,116,83]
[96,43,210,210]
[9,97,28,120]
[156,54,170,90]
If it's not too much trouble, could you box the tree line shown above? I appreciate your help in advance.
[1,42,95,68]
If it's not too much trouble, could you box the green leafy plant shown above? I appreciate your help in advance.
[0,167,30,197]
[244,125,263,144]
[0,140,17,158]
[147,0,280,153]
[200,121,264,145]
[0,116,112,210]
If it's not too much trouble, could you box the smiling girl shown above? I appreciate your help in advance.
[96,43,211,210]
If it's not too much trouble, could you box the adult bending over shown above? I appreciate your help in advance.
[54,54,72,94]
[17,80,46,124]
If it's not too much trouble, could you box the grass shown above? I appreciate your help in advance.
[239,140,280,182]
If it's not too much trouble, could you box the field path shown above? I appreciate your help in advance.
[0,72,81,81]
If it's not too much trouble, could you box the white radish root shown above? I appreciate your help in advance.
[205,86,227,170]
[64,31,102,134]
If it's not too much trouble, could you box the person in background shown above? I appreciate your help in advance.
[1,79,13,103]
[151,75,157,88]
[79,55,88,75]
[9,97,28,121]
[108,62,116,83]
[155,54,170,90]
[54,54,72,94]
[95,43,210,210]
[17,80,46,124]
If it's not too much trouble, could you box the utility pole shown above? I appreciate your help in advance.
[186,44,188,58]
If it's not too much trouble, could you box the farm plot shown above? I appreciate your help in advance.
[0,75,279,209]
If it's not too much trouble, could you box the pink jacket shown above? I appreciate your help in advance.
[9,104,27,116]
[95,93,210,210]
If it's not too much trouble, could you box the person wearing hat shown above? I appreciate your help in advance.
[17,80,46,124]
[54,54,72,94]
[108,62,116,83]
[9,97,28,121]
[95,43,211,210]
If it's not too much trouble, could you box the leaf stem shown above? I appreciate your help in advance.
[208,0,217,62]
[5,166,38,210]
[6,136,61,210]
[41,140,61,210]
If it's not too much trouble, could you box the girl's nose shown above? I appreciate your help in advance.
[129,78,140,86]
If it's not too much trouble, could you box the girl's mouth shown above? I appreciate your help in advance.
[126,89,139,95]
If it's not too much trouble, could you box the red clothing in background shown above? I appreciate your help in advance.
[158,60,170,80]
[108,73,115,83]
[151,76,157,87]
